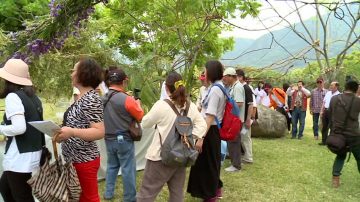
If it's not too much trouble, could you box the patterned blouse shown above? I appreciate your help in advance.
[61,90,104,163]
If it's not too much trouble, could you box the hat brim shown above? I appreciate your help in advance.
[0,68,32,86]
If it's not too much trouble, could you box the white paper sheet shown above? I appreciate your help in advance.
[28,121,60,137]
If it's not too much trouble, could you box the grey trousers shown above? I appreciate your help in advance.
[227,132,242,169]
[137,160,186,202]
[241,127,253,162]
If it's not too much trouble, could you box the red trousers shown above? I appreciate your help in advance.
[73,157,100,202]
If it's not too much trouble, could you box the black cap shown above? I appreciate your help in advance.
[107,69,128,83]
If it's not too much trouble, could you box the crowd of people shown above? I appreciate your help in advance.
[0,57,358,202]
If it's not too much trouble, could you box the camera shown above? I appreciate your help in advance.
[133,88,141,100]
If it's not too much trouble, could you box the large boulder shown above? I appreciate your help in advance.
[251,105,287,138]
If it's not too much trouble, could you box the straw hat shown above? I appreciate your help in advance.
[0,59,33,86]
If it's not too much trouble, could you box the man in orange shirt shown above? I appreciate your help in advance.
[102,68,144,201]
[264,84,291,132]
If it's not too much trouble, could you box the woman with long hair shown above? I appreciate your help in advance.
[137,72,206,202]
[187,60,226,202]
[254,81,266,106]
[0,59,43,202]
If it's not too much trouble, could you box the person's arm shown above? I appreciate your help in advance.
[245,86,254,128]
[125,96,144,122]
[141,101,162,129]
[59,122,105,141]
[190,103,207,139]
[320,94,327,118]
[0,115,26,136]
[233,83,244,108]
[328,96,336,129]
[0,93,27,136]
[269,94,276,109]
[301,87,311,97]
[195,114,215,153]
[55,96,105,142]
[286,87,294,96]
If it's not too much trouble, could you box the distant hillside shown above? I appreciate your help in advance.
[221,7,359,68]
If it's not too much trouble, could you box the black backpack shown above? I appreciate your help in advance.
[158,99,199,167]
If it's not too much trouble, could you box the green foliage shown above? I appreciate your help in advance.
[342,51,360,81]
[91,0,260,107]
[1,0,260,109]
[284,51,360,89]
[29,21,118,100]
[0,0,49,32]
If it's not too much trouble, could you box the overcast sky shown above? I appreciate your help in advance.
[221,0,324,39]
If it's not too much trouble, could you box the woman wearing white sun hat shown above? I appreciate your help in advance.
[0,59,43,202]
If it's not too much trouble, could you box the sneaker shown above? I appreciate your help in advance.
[103,196,113,200]
[318,142,326,146]
[314,136,319,140]
[242,160,253,164]
[225,165,240,172]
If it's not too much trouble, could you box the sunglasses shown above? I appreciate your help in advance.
[316,81,323,84]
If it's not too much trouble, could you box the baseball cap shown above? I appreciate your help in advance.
[223,68,237,76]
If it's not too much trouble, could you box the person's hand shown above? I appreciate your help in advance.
[245,119,252,128]
[195,138,204,153]
[310,111,313,115]
[53,127,74,143]
[135,99,141,105]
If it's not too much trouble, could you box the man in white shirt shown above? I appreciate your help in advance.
[222,68,245,172]
[319,81,340,145]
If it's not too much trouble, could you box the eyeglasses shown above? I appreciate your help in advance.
[316,81,323,84]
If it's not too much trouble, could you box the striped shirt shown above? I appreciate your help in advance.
[61,90,104,163]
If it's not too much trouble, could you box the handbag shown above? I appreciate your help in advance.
[104,90,142,141]
[27,139,81,202]
[326,95,355,155]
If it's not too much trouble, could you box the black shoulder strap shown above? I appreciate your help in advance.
[103,90,120,108]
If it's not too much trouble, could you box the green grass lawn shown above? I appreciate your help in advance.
[96,113,360,202]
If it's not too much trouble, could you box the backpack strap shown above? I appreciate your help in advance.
[164,99,181,116]
[210,84,229,129]
[183,99,191,116]
[103,90,120,108]
[213,83,231,101]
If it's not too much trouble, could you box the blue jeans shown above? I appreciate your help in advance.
[312,113,320,137]
[291,107,306,138]
[104,138,136,202]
